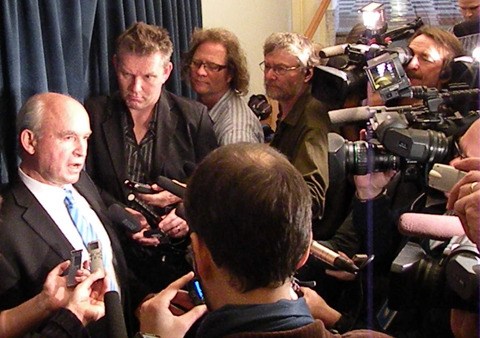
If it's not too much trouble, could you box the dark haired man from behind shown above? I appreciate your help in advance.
[136,143,391,338]
[85,22,218,292]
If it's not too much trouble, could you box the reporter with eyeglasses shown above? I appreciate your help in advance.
[182,28,264,145]
[261,32,347,243]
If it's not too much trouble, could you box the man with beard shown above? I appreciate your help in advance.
[260,32,339,240]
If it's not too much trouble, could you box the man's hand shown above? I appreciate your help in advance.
[40,261,75,314]
[447,158,480,248]
[354,170,396,200]
[159,208,189,238]
[66,269,107,326]
[450,308,478,338]
[138,186,182,209]
[300,286,341,328]
[138,272,207,338]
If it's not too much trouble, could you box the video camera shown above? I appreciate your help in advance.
[328,97,480,178]
[389,237,480,311]
[312,17,423,106]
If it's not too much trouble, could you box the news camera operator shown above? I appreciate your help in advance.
[322,27,478,336]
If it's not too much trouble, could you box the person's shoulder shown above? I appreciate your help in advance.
[165,91,207,113]
[84,93,122,117]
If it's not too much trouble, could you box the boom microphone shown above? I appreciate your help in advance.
[105,291,128,338]
[328,106,376,125]
[318,43,348,58]
[107,204,142,233]
[156,176,186,199]
[310,241,359,273]
[398,213,465,240]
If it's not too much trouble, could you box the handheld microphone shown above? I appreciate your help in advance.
[398,213,465,240]
[155,176,186,199]
[107,204,142,233]
[105,291,128,338]
[310,241,359,273]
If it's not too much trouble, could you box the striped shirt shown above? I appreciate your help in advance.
[121,109,157,184]
[208,89,264,145]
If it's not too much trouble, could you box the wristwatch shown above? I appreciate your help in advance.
[134,332,161,338]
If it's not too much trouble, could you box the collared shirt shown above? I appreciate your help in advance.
[208,89,264,145]
[122,107,157,183]
[19,168,120,292]
[196,298,314,338]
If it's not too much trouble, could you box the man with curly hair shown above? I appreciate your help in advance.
[183,28,264,145]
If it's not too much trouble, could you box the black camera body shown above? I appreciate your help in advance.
[389,240,480,311]
[328,90,480,179]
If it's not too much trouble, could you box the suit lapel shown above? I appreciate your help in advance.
[13,182,73,260]
[152,92,178,177]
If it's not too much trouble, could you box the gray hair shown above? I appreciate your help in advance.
[16,93,47,138]
[263,32,319,67]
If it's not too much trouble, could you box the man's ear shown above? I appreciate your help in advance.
[304,67,314,83]
[20,129,37,155]
[160,62,174,84]
[296,232,313,270]
[191,233,214,280]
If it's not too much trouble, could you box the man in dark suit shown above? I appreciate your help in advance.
[0,92,144,337]
[84,22,218,292]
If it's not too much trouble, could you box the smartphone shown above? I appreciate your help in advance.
[188,277,205,305]
[428,163,466,192]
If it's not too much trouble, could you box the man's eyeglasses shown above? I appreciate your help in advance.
[259,61,302,76]
[190,59,227,73]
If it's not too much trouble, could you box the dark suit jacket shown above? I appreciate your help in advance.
[0,171,144,336]
[85,90,218,204]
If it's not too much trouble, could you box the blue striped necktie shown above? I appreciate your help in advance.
[64,188,118,292]
[64,188,98,248]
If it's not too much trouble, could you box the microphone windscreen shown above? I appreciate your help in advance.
[156,176,186,199]
[398,213,465,240]
[105,291,128,338]
[453,17,480,37]
[319,43,348,58]
[328,106,373,125]
[107,204,142,233]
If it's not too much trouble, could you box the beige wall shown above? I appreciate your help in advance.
[202,0,293,96]
[201,0,336,97]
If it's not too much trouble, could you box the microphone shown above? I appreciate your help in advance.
[155,176,186,199]
[453,17,480,37]
[318,43,348,58]
[328,106,376,125]
[105,291,128,338]
[310,241,359,273]
[107,204,142,233]
[398,213,465,240]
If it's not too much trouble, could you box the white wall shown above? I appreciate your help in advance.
[202,0,293,96]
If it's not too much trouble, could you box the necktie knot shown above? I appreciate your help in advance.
[64,188,75,209]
